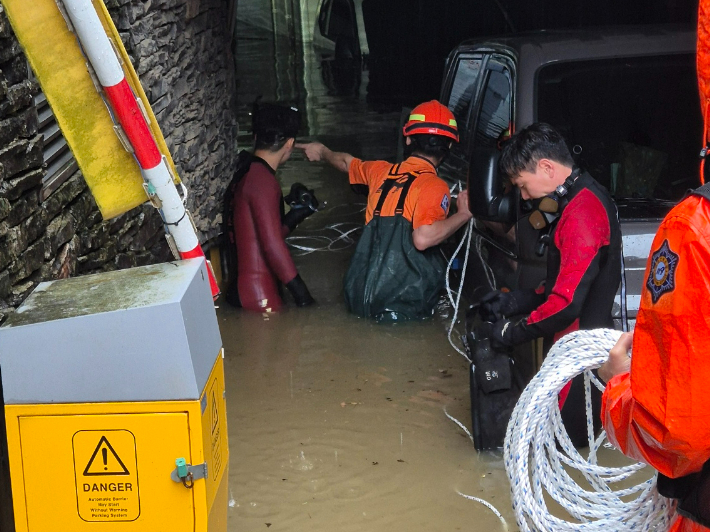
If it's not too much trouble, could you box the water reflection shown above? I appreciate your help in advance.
[320,56,362,98]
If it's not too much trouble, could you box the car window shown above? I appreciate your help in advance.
[318,0,332,37]
[438,55,484,184]
[319,0,356,41]
[474,61,512,150]
[536,54,700,208]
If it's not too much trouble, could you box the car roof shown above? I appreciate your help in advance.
[454,24,696,64]
[451,25,696,127]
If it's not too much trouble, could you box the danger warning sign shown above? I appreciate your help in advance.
[83,435,129,476]
[209,379,223,481]
[73,430,140,522]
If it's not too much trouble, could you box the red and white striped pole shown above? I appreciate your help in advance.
[61,0,220,298]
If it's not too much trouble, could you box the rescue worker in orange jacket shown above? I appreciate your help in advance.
[599,188,710,532]
[297,100,473,321]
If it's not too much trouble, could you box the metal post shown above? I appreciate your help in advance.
[60,0,220,298]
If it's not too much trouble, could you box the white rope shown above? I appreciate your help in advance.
[474,219,497,290]
[457,490,510,531]
[443,406,509,530]
[504,328,675,531]
[285,202,365,255]
[286,222,362,255]
[445,218,474,361]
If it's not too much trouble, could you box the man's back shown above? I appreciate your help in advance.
[349,155,452,229]
[232,158,297,312]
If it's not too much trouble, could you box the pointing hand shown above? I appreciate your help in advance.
[295,142,326,162]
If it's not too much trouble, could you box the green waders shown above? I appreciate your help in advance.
[344,173,445,322]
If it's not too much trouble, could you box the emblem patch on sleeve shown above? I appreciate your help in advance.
[646,239,679,304]
[441,194,450,213]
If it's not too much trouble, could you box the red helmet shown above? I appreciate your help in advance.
[403,100,459,142]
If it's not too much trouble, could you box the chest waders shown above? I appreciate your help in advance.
[344,172,445,323]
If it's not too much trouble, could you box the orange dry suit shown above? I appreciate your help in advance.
[602,191,710,532]
[344,155,451,322]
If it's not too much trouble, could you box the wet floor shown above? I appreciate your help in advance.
[219,16,515,532]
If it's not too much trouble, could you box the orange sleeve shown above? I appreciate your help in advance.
[349,159,390,187]
[602,197,710,479]
[411,177,450,230]
[602,373,676,476]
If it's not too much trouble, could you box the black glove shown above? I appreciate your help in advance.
[283,183,319,231]
[285,274,315,307]
[490,317,541,349]
[285,183,319,212]
[479,290,519,322]
[490,319,515,349]
[283,206,312,232]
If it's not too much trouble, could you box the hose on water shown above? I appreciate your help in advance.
[504,328,674,532]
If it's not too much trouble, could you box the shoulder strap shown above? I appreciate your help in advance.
[373,178,397,217]
[372,168,418,218]
[692,182,710,202]
[395,174,416,215]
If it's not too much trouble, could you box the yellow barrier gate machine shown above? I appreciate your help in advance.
[0,258,228,531]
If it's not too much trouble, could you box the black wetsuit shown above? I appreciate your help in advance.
[498,172,622,348]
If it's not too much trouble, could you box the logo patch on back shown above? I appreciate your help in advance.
[441,194,450,213]
[646,239,679,304]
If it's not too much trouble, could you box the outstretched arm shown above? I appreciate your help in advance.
[296,142,354,173]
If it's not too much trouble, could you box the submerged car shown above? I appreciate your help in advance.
[436,25,699,332]
[433,25,699,448]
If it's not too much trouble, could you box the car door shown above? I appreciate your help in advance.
[461,53,522,291]
[437,51,486,186]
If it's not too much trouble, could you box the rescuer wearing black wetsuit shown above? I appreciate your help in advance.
[480,123,622,444]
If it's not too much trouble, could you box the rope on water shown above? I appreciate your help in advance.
[286,222,362,255]
[504,328,675,531]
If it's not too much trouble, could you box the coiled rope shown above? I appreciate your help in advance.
[504,328,675,531]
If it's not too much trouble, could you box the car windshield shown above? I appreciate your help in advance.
[536,53,701,217]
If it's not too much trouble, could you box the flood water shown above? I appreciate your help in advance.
[219,15,515,532]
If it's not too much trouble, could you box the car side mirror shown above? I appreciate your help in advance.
[467,147,516,224]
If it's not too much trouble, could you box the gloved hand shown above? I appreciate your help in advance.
[285,274,315,307]
[479,290,519,322]
[472,321,493,342]
[490,318,515,350]
[285,182,319,212]
[283,183,319,231]
[283,206,312,232]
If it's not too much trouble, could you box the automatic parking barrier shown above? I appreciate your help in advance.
[60,0,219,298]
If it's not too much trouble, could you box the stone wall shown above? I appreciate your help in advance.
[108,0,238,240]
[0,0,237,323]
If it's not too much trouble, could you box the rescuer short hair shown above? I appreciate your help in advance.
[500,123,574,179]
[252,101,301,151]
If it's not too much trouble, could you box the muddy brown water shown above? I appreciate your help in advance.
[220,18,516,532]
